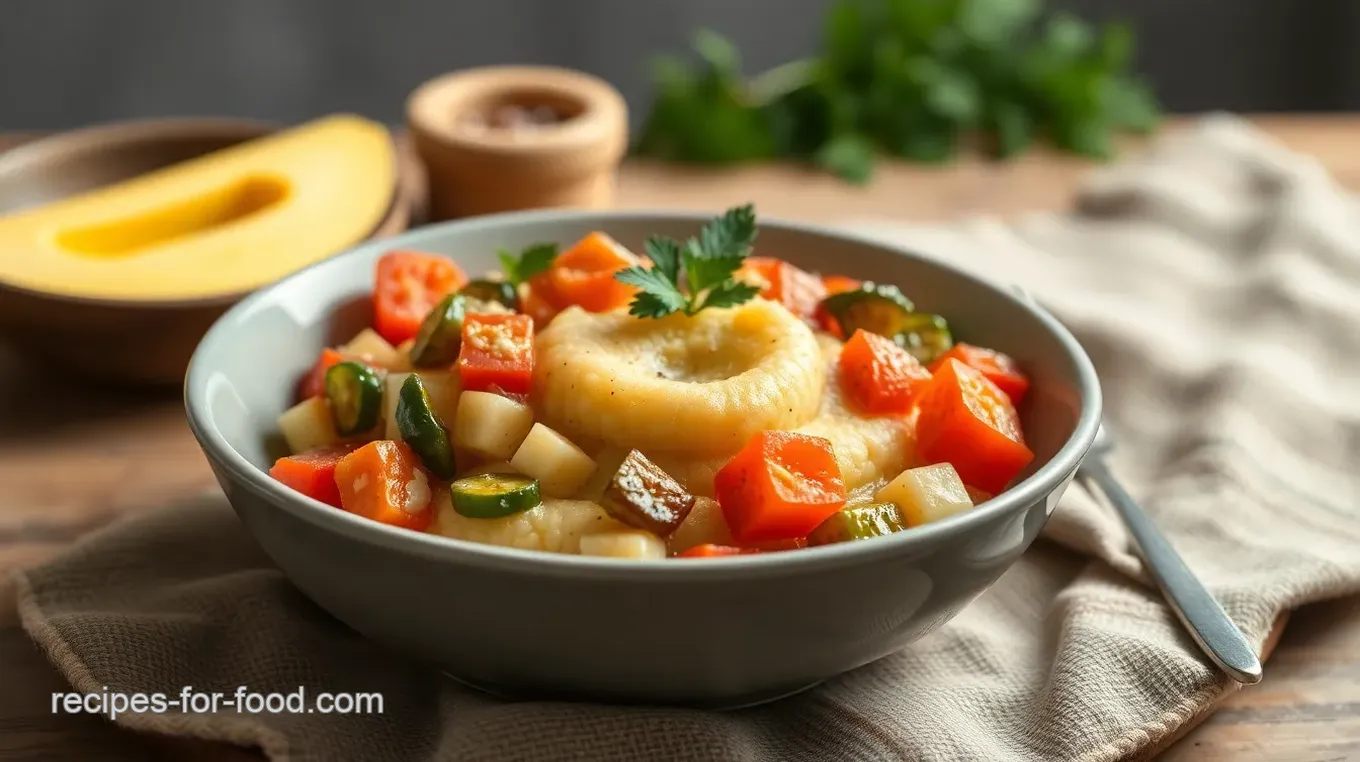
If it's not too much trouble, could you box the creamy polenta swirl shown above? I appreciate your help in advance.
[532,299,825,457]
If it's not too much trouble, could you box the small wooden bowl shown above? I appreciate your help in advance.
[0,118,421,387]
[407,66,628,220]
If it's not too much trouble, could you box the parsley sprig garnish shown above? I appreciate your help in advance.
[497,243,558,286]
[615,204,763,319]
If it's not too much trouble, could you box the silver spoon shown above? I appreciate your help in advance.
[1077,424,1263,684]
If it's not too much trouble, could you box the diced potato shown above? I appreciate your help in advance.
[876,463,973,527]
[579,530,667,560]
[510,423,597,497]
[341,328,403,368]
[454,391,535,459]
[392,338,416,372]
[277,396,340,453]
[666,496,734,555]
[382,372,411,441]
[579,447,629,500]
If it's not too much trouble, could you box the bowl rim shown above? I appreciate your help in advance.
[185,208,1103,580]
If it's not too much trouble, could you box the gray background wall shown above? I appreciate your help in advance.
[2,0,1357,131]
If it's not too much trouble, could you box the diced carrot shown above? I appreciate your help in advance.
[521,272,563,327]
[815,274,862,335]
[373,250,469,345]
[714,431,847,543]
[930,343,1030,405]
[675,544,760,558]
[457,313,534,395]
[738,257,827,319]
[333,440,434,531]
[548,232,641,312]
[269,445,356,508]
[914,358,1034,494]
[298,348,346,401]
[838,329,933,416]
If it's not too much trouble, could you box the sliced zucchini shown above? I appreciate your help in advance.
[395,374,457,479]
[450,473,541,518]
[460,279,520,311]
[897,312,954,364]
[599,450,696,536]
[818,282,916,340]
[324,361,384,436]
[409,294,467,367]
[807,503,906,546]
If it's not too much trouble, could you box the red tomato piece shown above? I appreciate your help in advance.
[269,445,356,508]
[838,329,933,416]
[373,250,469,345]
[914,358,1034,494]
[930,343,1030,405]
[457,313,535,395]
[521,272,563,327]
[739,257,827,319]
[714,431,847,543]
[297,348,346,402]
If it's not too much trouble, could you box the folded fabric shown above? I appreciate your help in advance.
[15,115,1360,762]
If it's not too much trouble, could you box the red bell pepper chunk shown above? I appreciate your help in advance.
[838,329,933,416]
[714,431,847,543]
[930,343,1030,405]
[457,313,535,395]
[269,445,356,508]
[915,358,1034,494]
[373,250,468,345]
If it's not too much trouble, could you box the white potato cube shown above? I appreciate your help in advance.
[454,391,535,459]
[876,463,974,527]
[382,372,411,441]
[277,396,340,453]
[510,424,597,497]
[666,496,734,555]
[341,328,402,368]
[579,530,667,560]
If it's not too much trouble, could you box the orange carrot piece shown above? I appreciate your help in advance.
[333,440,434,531]
[548,232,641,312]
[738,257,826,319]
[714,431,847,544]
[838,329,933,416]
[914,359,1034,494]
[269,445,355,508]
[930,343,1030,405]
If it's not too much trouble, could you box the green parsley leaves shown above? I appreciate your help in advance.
[497,243,558,286]
[614,204,762,319]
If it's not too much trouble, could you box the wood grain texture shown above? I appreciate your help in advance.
[1,118,1358,762]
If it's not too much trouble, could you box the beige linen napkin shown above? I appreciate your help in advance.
[14,115,1360,762]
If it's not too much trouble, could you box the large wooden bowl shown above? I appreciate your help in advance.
[0,118,424,388]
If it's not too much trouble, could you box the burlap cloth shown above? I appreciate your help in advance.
[13,115,1360,761]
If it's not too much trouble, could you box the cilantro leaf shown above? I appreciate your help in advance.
[644,236,683,285]
[615,205,763,318]
[498,243,558,286]
[695,280,762,312]
[696,203,757,260]
[683,250,745,295]
[616,266,687,318]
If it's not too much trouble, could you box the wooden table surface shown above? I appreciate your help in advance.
[2,117,1359,761]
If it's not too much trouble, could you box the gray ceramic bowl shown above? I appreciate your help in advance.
[185,210,1102,708]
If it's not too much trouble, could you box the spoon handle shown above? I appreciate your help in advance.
[1078,459,1263,684]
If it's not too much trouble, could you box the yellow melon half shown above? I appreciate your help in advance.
[0,114,395,301]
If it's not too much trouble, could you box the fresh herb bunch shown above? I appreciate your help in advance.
[615,204,762,318]
[635,0,1160,183]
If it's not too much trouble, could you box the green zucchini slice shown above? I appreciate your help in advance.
[394,374,456,479]
[324,360,383,436]
[818,282,916,340]
[409,294,467,368]
[807,503,906,546]
[450,473,542,518]
[897,313,954,364]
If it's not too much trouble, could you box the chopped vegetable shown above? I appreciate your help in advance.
[736,256,826,319]
[334,440,433,531]
[548,232,642,312]
[409,293,467,367]
[453,390,535,459]
[931,343,1030,405]
[497,242,558,287]
[268,445,354,508]
[394,374,457,479]
[742,537,809,552]
[449,473,542,518]
[714,430,847,543]
[373,250,469,345]
[818,282,915,342]
[324,361,384,437]
[456,313,534,395]
[807,501,908,545]
[614,204,762,318]
[520,272,563,326]
[339,328,403,369]
[277,396,341,453]
[838,329,933,416]
[915,359,1034,494]
[509,423,598,497]
[966,486,993,505]
[666,496,734,555]
[579,530,668,559]
[459,278,520,311]
[876,463,974,527]
[815,274,862,334]
[675,544,759,558]
[299,348,345,401]
[383,371,459,441]
[897,312,954,364]
[597,449,696,536]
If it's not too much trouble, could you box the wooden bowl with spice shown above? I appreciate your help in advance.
[407,66,629,220]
